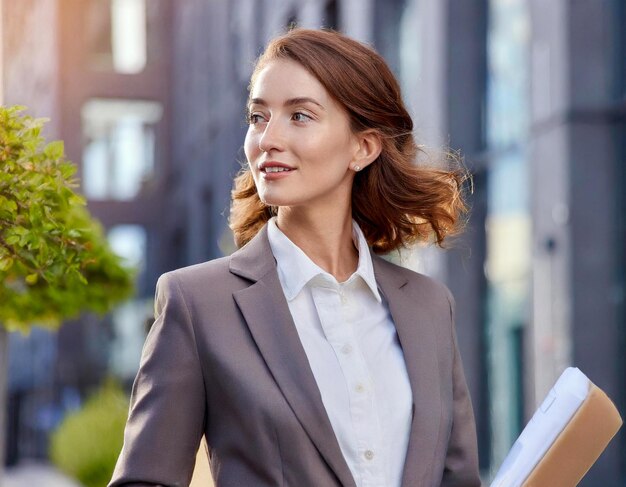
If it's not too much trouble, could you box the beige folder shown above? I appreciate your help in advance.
[522,383,622,487]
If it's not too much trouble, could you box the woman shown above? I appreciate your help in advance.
[110,29,480,487]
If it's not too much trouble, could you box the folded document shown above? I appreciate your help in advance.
[490,367,622,487]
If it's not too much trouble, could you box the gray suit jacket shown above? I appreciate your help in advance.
[109,226,480,487]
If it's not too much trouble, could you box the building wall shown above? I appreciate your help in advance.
[410,0,491,469]
[169,0,248,264]
[3,0,175,463]
[57,0,173,294]
[3,0,59,133]
[2,1,624,484]
[169,0,346,266]
[414,0,624,483]
[530,1,625,484]
[2,0,63,464]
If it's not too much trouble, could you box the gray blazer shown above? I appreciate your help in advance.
[109,226,480,487]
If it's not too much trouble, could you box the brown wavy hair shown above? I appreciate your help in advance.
[230,28,470,254]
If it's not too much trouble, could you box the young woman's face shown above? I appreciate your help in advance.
[244,59,359,211]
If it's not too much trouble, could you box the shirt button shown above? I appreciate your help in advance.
[364,450,375,460]
[355,383,365,393]
[341,344,353,354]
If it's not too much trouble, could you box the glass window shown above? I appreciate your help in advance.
[107,224,147,271]
[107,225,151,379]
[86,0,147,74]
[484,0,531,477]
[81,98,162,201]
[486,0,530,149]
[111,0,147,73]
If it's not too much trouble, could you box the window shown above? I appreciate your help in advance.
[86,0,148,74]
[484,0,531,473]
[107,224,147,271]
[107,225,151,379]
[81,99,163,201]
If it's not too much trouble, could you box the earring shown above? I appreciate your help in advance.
[353,164,361,172]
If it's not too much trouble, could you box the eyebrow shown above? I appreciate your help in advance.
[248,97,326,110]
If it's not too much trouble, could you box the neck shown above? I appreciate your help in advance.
[276,205,358,283]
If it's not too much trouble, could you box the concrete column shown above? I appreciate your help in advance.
[530,0,624,484]
[299,0,324,28]
[528,0,574,409]
[3,0,59,132]
[262,0,298,41]
[413,0,447,148]
[414,0,489,469]
[444,0,489,470]
[567,1,623,484]
[340,0,373,42]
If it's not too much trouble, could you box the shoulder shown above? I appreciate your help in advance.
[161,255,232,284]
[151,255,253,321]
[154,227,275,301]
[372,253,454,308]
[154,255,242,299]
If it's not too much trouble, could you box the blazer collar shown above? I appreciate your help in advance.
[229,225,276,282]
[230,225,357,487]
[230,225,442,487]
[372,255,443,486]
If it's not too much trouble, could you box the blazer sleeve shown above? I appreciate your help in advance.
[441,291,482,487]
[109,272,206,487]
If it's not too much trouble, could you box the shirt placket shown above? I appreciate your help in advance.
[313,281,387,487]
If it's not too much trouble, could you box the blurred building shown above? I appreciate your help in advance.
[2,0,624,485]
[2,0,174,464]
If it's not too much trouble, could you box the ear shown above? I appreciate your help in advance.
[350,130,382,171]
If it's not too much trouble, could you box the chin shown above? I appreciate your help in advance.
[259,191,300,208]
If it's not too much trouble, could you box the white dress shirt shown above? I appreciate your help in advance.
[267,218,412,487]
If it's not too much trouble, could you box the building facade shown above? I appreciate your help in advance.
[2,0,625,484]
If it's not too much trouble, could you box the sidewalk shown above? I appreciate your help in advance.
[5,462,82,487]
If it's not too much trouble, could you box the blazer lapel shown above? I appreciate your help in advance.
[372,254,443,487]
[230,227,357,487]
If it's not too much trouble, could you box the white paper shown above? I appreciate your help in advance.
[490,367,590,487]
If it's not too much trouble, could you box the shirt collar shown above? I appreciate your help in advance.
[267,217,382,303]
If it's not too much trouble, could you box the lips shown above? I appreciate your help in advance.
[258,161,295,181]
[258,161,295,173]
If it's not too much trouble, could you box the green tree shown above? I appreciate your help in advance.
[0,106,134,479]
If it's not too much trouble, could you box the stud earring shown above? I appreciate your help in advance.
[353,165,361,172]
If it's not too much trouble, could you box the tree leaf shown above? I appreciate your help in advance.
[5,235,19,245]
[44,140,64,160]
[0,257,14,271]
[0,105,135,330]
[25,273,38,285]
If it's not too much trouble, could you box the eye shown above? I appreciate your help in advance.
[292,112,312,123]
[247,112,266,125]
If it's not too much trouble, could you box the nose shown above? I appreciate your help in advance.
[257,118,285,153]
